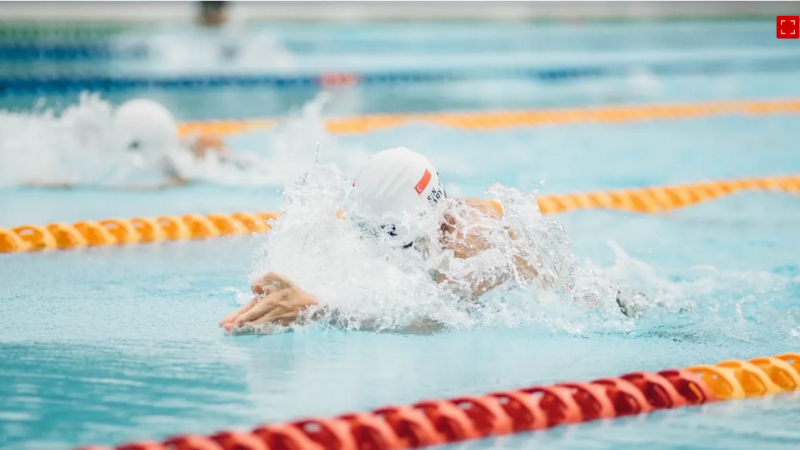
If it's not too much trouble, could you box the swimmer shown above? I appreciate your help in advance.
[220,147,647,334]
[109,98,249,187]
[22,97,255,189]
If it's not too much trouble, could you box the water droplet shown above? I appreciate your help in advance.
[648,248,654,253]
[540,180,547,186]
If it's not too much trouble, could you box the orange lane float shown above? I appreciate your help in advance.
[1,176,798,254]
[73,352,799,450]
[178,98,800,137]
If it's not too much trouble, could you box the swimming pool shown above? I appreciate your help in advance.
[2,19,800,450]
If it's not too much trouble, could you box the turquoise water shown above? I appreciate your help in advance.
[2,19,800,450]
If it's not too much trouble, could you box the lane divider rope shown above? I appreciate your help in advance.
[73,352,800,450]
[0,212,279,254]
[3,175,799,253]
[0,39,791,62]
[177,98,800,137]
[2,174,798,254]
[0,42,148,61]
[5,55,800,93]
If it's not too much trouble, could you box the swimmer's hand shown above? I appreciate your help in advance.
[219,272,318,334]
[189,133,230,159]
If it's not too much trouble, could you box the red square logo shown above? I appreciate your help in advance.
[777,16,799,39]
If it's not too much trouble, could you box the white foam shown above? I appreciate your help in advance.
[243,157,800,339]
[0,93,123,187]
[590,240,800,341]
[248,162,635,335]
[0,91,359,189]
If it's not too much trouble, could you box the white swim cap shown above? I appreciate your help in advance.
[113,99,180,164]
[351,147,446,244]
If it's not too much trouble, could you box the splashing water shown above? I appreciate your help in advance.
[244,162,800,339]
[247,162,635,335]
[592,242,800,342]
[0,93,189,188]
[168,90,368,187]
[0,91,361,188]
[0,93,134,187]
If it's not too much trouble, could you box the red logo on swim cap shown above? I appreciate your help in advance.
[415,169,432,195]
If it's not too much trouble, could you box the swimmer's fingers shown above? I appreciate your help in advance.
[219,296,260,327]
[250,290,318,326]
[235,291,286,324]
[250,301,297,326]
[250,312,291,327]
[225,322,265,336]
[224,323,251,335]
[219,288,271,326]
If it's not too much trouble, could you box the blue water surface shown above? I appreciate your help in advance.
[1,19,800,450]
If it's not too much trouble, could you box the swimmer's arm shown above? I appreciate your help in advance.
[171,176,190,187]
[455,199,543,296]
[182,133,262,170]
[437,231,541,301]
[185,133,231,159]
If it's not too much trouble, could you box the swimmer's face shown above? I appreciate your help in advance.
[356,202,457,256]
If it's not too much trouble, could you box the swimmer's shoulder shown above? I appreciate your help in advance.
[464,198,504,219]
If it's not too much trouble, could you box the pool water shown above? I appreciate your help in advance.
[2,19,800,450]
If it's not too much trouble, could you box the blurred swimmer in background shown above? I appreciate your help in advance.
[220,147,648,335]
[108,98,265,187]
[0,95,263,189]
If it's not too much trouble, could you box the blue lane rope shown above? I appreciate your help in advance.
[1,57,800,94]
[0,31,779,62]
[0,43,149,61]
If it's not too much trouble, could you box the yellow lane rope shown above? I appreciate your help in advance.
[2,175,798,254]
[178,99,800,137]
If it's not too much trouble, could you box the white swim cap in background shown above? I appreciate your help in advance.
[113,98,180,163]
[351,147,446,244]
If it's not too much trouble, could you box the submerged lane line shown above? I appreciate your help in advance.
[178,98,800,136]
[2,174,799,253]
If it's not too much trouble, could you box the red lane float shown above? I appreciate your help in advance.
[73,353,798,450]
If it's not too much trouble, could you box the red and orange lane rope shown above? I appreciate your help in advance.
[2,175,799,254]
[177,98,800,137]
[75,352,800,450]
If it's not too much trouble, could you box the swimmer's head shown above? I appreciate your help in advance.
[350,147,446,246]
[113,99,180,173]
